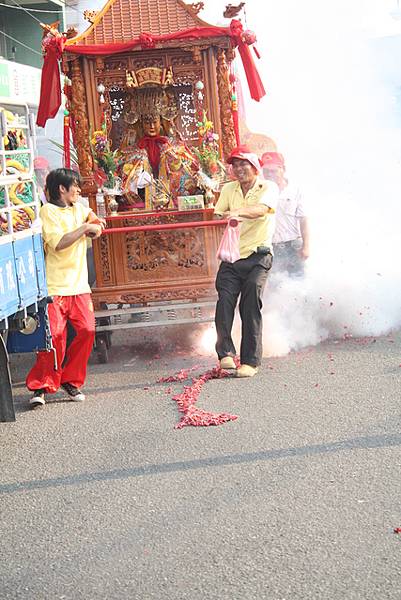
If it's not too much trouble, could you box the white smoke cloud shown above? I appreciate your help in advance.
[204,0,401,356]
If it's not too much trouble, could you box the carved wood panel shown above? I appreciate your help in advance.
[125,228,207,279]
[70,59,93,178]
[216,48,237,159]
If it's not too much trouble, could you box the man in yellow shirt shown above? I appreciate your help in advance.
[27,168,104,407]
[214,147,279,377]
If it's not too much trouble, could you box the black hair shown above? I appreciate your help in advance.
[45,168,81,204]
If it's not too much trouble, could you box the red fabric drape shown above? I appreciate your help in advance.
[66,26,231,55]
[229,20,265,102]
[37,22,266,128]
[36,35,65,128]
[137,135,169,173]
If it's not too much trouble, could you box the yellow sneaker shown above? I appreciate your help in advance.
[236,364,258,378]
[219,356,236,370]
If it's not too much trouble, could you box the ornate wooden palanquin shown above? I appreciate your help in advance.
[61,0,243,308]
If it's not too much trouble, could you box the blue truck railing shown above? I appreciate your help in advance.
[0,100,52,422]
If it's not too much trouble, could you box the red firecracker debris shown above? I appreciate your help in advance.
[393,528,401,534]
[157,365,201,383]
[159,364,238,429]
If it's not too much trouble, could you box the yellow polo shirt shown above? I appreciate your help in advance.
[214,178,279,259]
[40,202,92,296]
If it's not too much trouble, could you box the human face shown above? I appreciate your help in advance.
[60,181,81,206]
[142,116,161,137]
[231,158,257,185]
[263,166,286,189]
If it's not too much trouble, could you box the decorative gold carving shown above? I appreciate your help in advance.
[120,287,214,304]
[99,75,126,88]
[170,53,193,67]
[64,26,78,39]
[130,57,165,70]
[190,2,204,14]
[126,66,174,88]
[174,70,203,85]
[70,60,93,178]
[126,229,205,274]
[61,54,70,74]
[83,9,98,23]
[104,58,129,72]
[223,3,245,18]
[216,49,237,159]
[180,45,208,64]
[99,235,111,283]
[95,57,105,73]
[226,47,236,63]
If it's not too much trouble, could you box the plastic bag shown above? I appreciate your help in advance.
[216,218,241,263]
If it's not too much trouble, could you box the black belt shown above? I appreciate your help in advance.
[273,239,302,250]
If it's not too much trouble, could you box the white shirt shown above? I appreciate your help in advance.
[272,184,306,243]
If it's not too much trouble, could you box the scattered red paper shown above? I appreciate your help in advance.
[393,528,401,534]
[159,365,238,428]
[157,365,201,383]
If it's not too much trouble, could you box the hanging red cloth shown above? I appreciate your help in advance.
[137,135,169,174]
[36,23,266,127]
[36,35,66,128]
[229,20,266,102]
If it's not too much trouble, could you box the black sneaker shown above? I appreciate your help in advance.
[29,389,45,408]
[61,382,85,402]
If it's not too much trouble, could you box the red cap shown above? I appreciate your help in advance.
[261,152,285,169]
[227,145,261,172]
[34,156,49,170]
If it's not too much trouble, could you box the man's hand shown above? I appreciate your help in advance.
[225,208,240,218]
[85,223,102,239]
[298,246,310,260]
[88,213,106,229]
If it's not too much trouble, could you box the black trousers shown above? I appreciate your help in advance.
[215,252,272,367]
[272,240,304,277]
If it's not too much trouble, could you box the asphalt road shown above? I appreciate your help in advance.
[1,327,401,599]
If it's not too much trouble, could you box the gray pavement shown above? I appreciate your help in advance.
[1,328,401,599]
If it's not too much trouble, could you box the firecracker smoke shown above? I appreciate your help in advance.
[201,0,401,357]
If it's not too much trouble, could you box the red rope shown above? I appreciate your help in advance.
[102,219,228,235]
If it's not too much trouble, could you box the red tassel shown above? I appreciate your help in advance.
[63,114,71,169]
[232,108,240,146]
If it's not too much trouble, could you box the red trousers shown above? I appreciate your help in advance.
[26,294,95,394]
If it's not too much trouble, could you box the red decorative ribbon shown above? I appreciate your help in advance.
[138,32,156,48]
[229,19,265,102]
[36,22,266,128]
[63,114,71,168]
[36,34,66,128]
